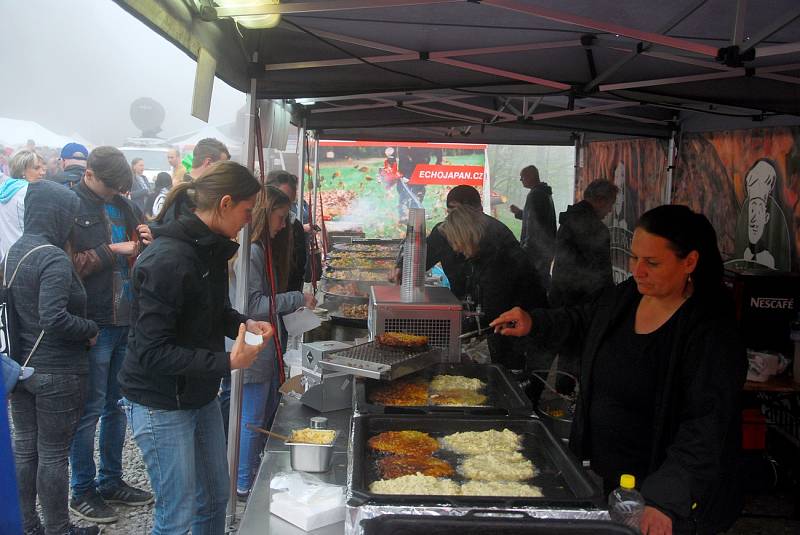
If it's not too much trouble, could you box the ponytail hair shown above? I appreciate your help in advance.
[636,205,723,297]
[154,160,260,223]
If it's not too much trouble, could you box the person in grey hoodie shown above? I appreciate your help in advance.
[7,180,100,535]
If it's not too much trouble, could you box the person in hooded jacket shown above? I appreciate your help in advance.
[0,149,46,265]
[8,180,100,535]
[492,205,746,535]
[118,160,272,535]
[510,165,556,290]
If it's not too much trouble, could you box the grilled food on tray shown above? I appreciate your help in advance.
[441,429,521,455]
[325,282,367,297]
[368,380,429,406]
[338,244,398,254]
[369,474,460,495]
[368,430,439,456]
[461,480,543,497]
[327,257,394,270]
[429,374,486,392]
[376,331,428,349]
[377,454,454,479]
[429,389,488,406]
[326,269,386,281]
[459,451,534,481]
[340,303,368,320]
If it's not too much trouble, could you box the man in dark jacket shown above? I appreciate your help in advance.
[266,171,307,292]
[68,147,152,524]
[550,179,618,307]
[549,179,618,392]
[50,142,88,189]
[510,165,556,289]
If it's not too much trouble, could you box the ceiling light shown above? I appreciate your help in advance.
[215,0,281,29]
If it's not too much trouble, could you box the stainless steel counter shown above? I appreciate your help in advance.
[237,395,351,535]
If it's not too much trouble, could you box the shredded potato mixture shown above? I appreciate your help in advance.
[441,429,521,455]
[459,451,535,481]
[288,428,336,445]
[429,374,485,392]
[369,474,460,495]
[461,480,543,497]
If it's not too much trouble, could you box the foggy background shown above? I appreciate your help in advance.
[0,0,246,146]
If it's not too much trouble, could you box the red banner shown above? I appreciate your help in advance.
[408,164,485,186]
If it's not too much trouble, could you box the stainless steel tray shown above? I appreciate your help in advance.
[321,340,442,380]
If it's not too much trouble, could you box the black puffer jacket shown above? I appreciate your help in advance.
[529,279,746,534]
[549,200,613,307]
[119,212,246,410]
[6,181,98,374]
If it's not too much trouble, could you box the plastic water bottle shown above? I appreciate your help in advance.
[608,474,645,531]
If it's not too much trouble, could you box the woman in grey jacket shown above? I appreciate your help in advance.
[7,180,100,535]
[232,186,315,495]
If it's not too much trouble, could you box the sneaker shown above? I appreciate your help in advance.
[236,488,250,502]
[65,525,100,535]
[99,480,153,506]
[69,489,119,523]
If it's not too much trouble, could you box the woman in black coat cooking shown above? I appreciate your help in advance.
[491,205,746,535]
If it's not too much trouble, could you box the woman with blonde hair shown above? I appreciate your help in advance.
[233,185,316,497]
[438,205,545,369]
[0,150,46,263]
[118,160,272,534]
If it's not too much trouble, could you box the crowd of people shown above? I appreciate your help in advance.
[0,137,319,535]
[0,138,747,535]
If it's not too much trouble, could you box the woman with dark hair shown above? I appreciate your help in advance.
[492,205,746,535]
[118,160,273,534]
[232,186,316,496]
[147,171,172,218]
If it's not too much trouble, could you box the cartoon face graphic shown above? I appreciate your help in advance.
[744,160,777,246]
[747,197,770,244]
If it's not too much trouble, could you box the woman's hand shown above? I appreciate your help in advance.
[640,506,672,535]
[245,319,274,338]
[489,306,532,336]
[230,323,266,370]
[303,292,317,309]
[137,224,153,245]
[388,267,402,284]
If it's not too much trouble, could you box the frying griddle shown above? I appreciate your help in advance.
[361,513,637,535]
[349,414,602,508]
[354,363,533,416]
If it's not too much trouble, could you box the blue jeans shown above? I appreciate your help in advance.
[124,398,229,535]
[69,326,129,496]
[236,377,281,491]
[11,373,87,535]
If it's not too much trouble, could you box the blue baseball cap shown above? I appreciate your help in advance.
[60,142,89,160]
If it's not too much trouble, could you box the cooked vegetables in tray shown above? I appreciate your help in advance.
[368,374,487,407]
[324,282,368,298]
[327,255,395,270]
[339,303,369,320]
[333,243,399,254]
[367,428,542,497]
[376,332,429,349]
[325,269,387,281]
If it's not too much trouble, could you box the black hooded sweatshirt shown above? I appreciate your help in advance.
[6,181,98,374]
[119,210,247,410]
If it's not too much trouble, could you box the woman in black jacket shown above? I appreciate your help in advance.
[8,180,99,535]
[118,161,272,535]
[492,205,746,535]
[438,205,547,370]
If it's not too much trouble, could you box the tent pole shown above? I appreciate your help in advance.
[297,120,307,218]
[664,130,676,204]
[482,147,491,215]
[573,133,583,202]
[226,75,258,528]
[312,133,320,229]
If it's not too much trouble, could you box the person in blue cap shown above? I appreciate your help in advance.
[50,142,89,189]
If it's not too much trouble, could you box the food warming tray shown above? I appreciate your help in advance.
[361,513,637,535]
[354,363,533,416]
[348,414,602,508]
[321,340,442,380]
